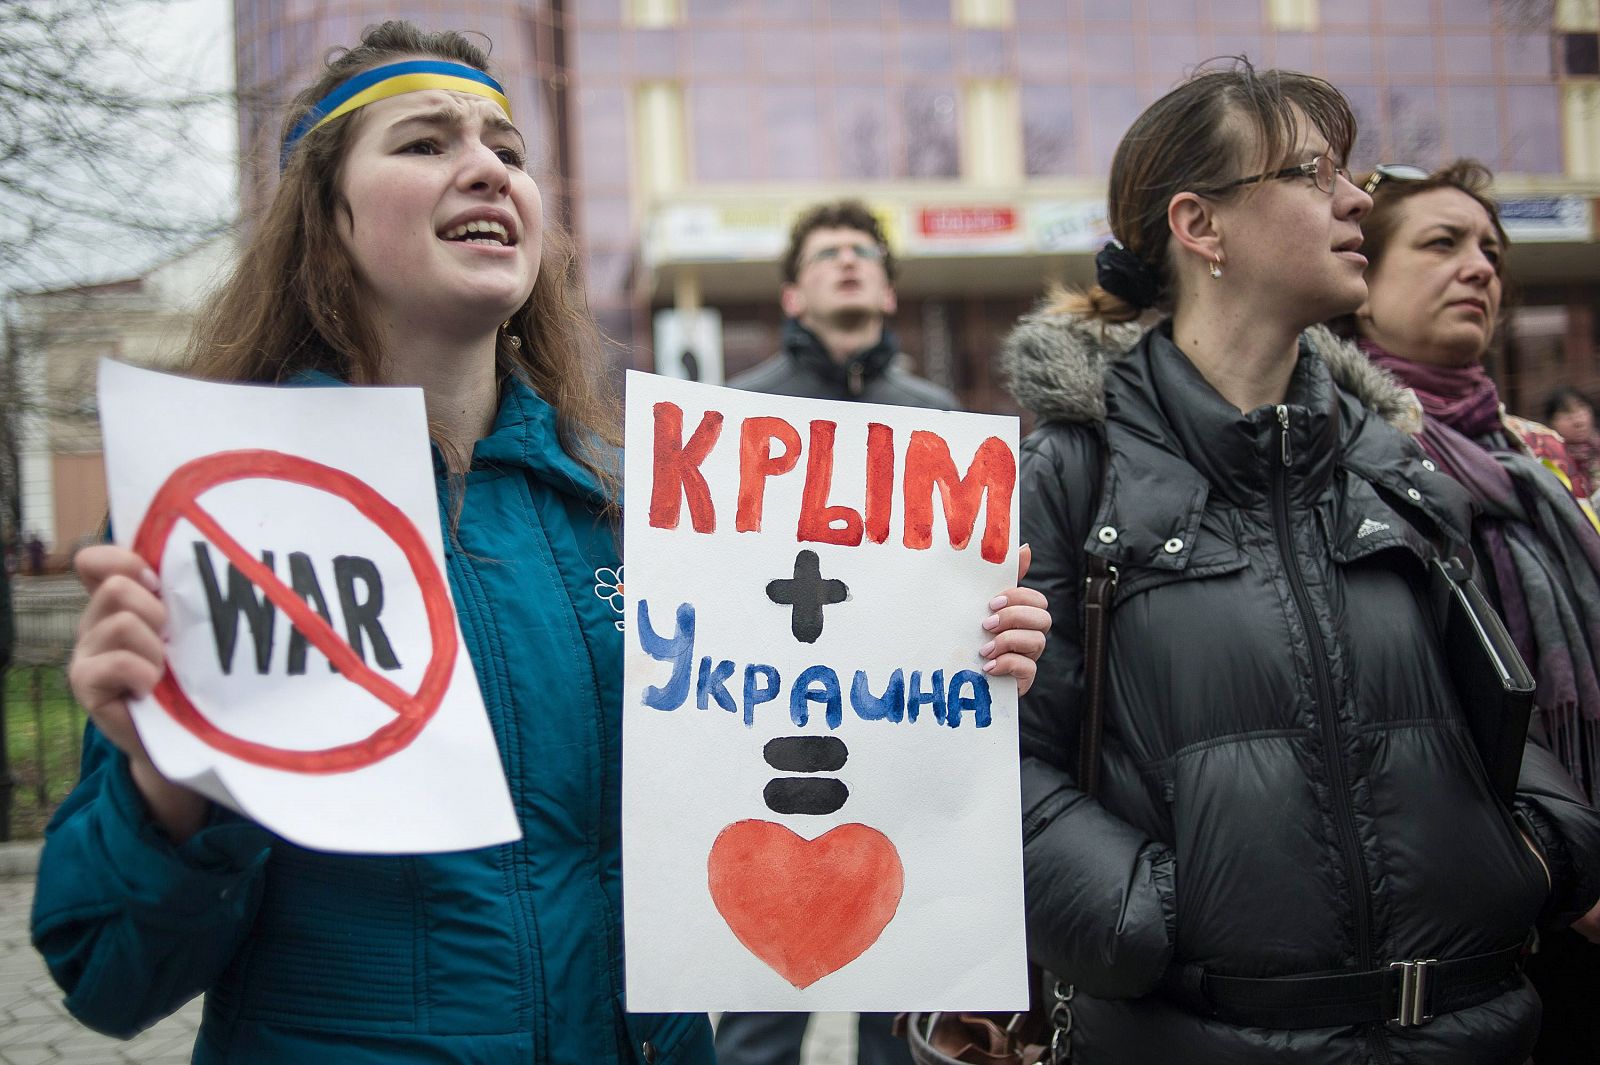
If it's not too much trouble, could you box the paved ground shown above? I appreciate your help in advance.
[1,867,853,1064]
[0,877,201,1064]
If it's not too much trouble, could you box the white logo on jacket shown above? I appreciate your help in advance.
[1356,518,1391,539]
[595,566,625,630]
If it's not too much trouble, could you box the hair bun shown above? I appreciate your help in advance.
[1094,240,1159,310]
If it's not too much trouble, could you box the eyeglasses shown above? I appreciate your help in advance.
[801,242,886,270]
[1362,163,1430,195]
[1216,154,1350,195]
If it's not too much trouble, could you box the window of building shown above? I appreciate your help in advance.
[688,27,749,74]
[831,28,889,75]
[690,84,751,182]
[1086,85,1141,175]
[1386,86,1443,170]
[1323,34,1375,75]
[1505,85,1564,173]
[1504,32,1555,76]
[1267,0,1318,30]
[687,0,748,16]
[906,84,962,178]
[955,0,1013,28]
[1444,86,1502,168]
[834,86,891,179]
[1209,0,1261,18]
[1383,34,1435,77]
[764,86,824,182]
[753,27,816,77]
[1383,0,1432,24]
[627,0,682,27]
[901,28,956,74]
[1564,33,1600,76]
[1021,84,1073,177]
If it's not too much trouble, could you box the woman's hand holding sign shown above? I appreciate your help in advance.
[979,543,1052,697]
[70,544,208,843]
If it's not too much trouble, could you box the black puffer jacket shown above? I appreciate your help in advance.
[1005,315,1600,1064]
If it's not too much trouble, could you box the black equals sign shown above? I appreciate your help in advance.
[762,735,849,815]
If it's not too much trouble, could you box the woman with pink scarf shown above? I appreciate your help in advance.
[1346,159,1600,1064]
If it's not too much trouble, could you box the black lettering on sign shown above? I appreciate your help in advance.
[194,542,275,675]
[334,556,401,671]
[191,544,402,675]
[287,551,337,675]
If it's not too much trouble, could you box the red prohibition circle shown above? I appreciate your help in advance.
[131,449,457,774]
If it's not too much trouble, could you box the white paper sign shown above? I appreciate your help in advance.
[622,371,1027,1012]
[97,359,519,854]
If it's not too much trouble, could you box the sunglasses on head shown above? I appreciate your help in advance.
[1362,163,1431,195]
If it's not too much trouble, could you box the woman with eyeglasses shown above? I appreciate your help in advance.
[1342,159,1600,1065]
[1002,65,1600,1063]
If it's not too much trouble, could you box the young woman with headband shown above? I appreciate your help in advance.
[1002,63,1600,1062]
[31,22,1051,1063]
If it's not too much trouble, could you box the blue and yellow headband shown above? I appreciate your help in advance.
[280,60,513,171]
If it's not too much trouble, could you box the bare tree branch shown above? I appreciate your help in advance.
[0,0,236,294]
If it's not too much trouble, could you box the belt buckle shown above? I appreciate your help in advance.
[1389,958,1437,1027]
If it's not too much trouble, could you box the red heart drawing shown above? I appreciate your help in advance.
[707,819,904,989]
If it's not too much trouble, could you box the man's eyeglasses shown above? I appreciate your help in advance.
[1216,154,1350,195]
[802,242,886,270]
[1362,163,1430,195]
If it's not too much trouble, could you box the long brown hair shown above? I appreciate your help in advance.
[1050,59,1357,323]
[185,21,619,495]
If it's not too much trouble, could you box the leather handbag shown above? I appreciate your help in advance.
[898,1003,1053,1065]
[897,974,1080,1065]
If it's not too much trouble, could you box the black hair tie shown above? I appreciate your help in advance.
[1094,239,1159,309]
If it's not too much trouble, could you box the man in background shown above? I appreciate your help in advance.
[729,199,953,410]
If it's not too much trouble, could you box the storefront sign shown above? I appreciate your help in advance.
[1499,196,1593,242]
[909,205,1026,254]
[1029,200,1113,253]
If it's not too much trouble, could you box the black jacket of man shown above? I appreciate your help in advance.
[729,318,954,409]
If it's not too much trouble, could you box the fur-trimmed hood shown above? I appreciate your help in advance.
[1001,308,1423,433]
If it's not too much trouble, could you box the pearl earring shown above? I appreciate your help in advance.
[1209,257,1223,280]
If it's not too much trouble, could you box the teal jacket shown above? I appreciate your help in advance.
[31,378,715,1064]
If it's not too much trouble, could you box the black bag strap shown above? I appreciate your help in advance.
[1077,437,1115,800]
[1369,481,1535,806]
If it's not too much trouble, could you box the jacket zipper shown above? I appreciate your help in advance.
[1273,406,1386,1052]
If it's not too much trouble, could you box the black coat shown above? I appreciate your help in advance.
[728,318,955,408]
[1004,316,1600,1064]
